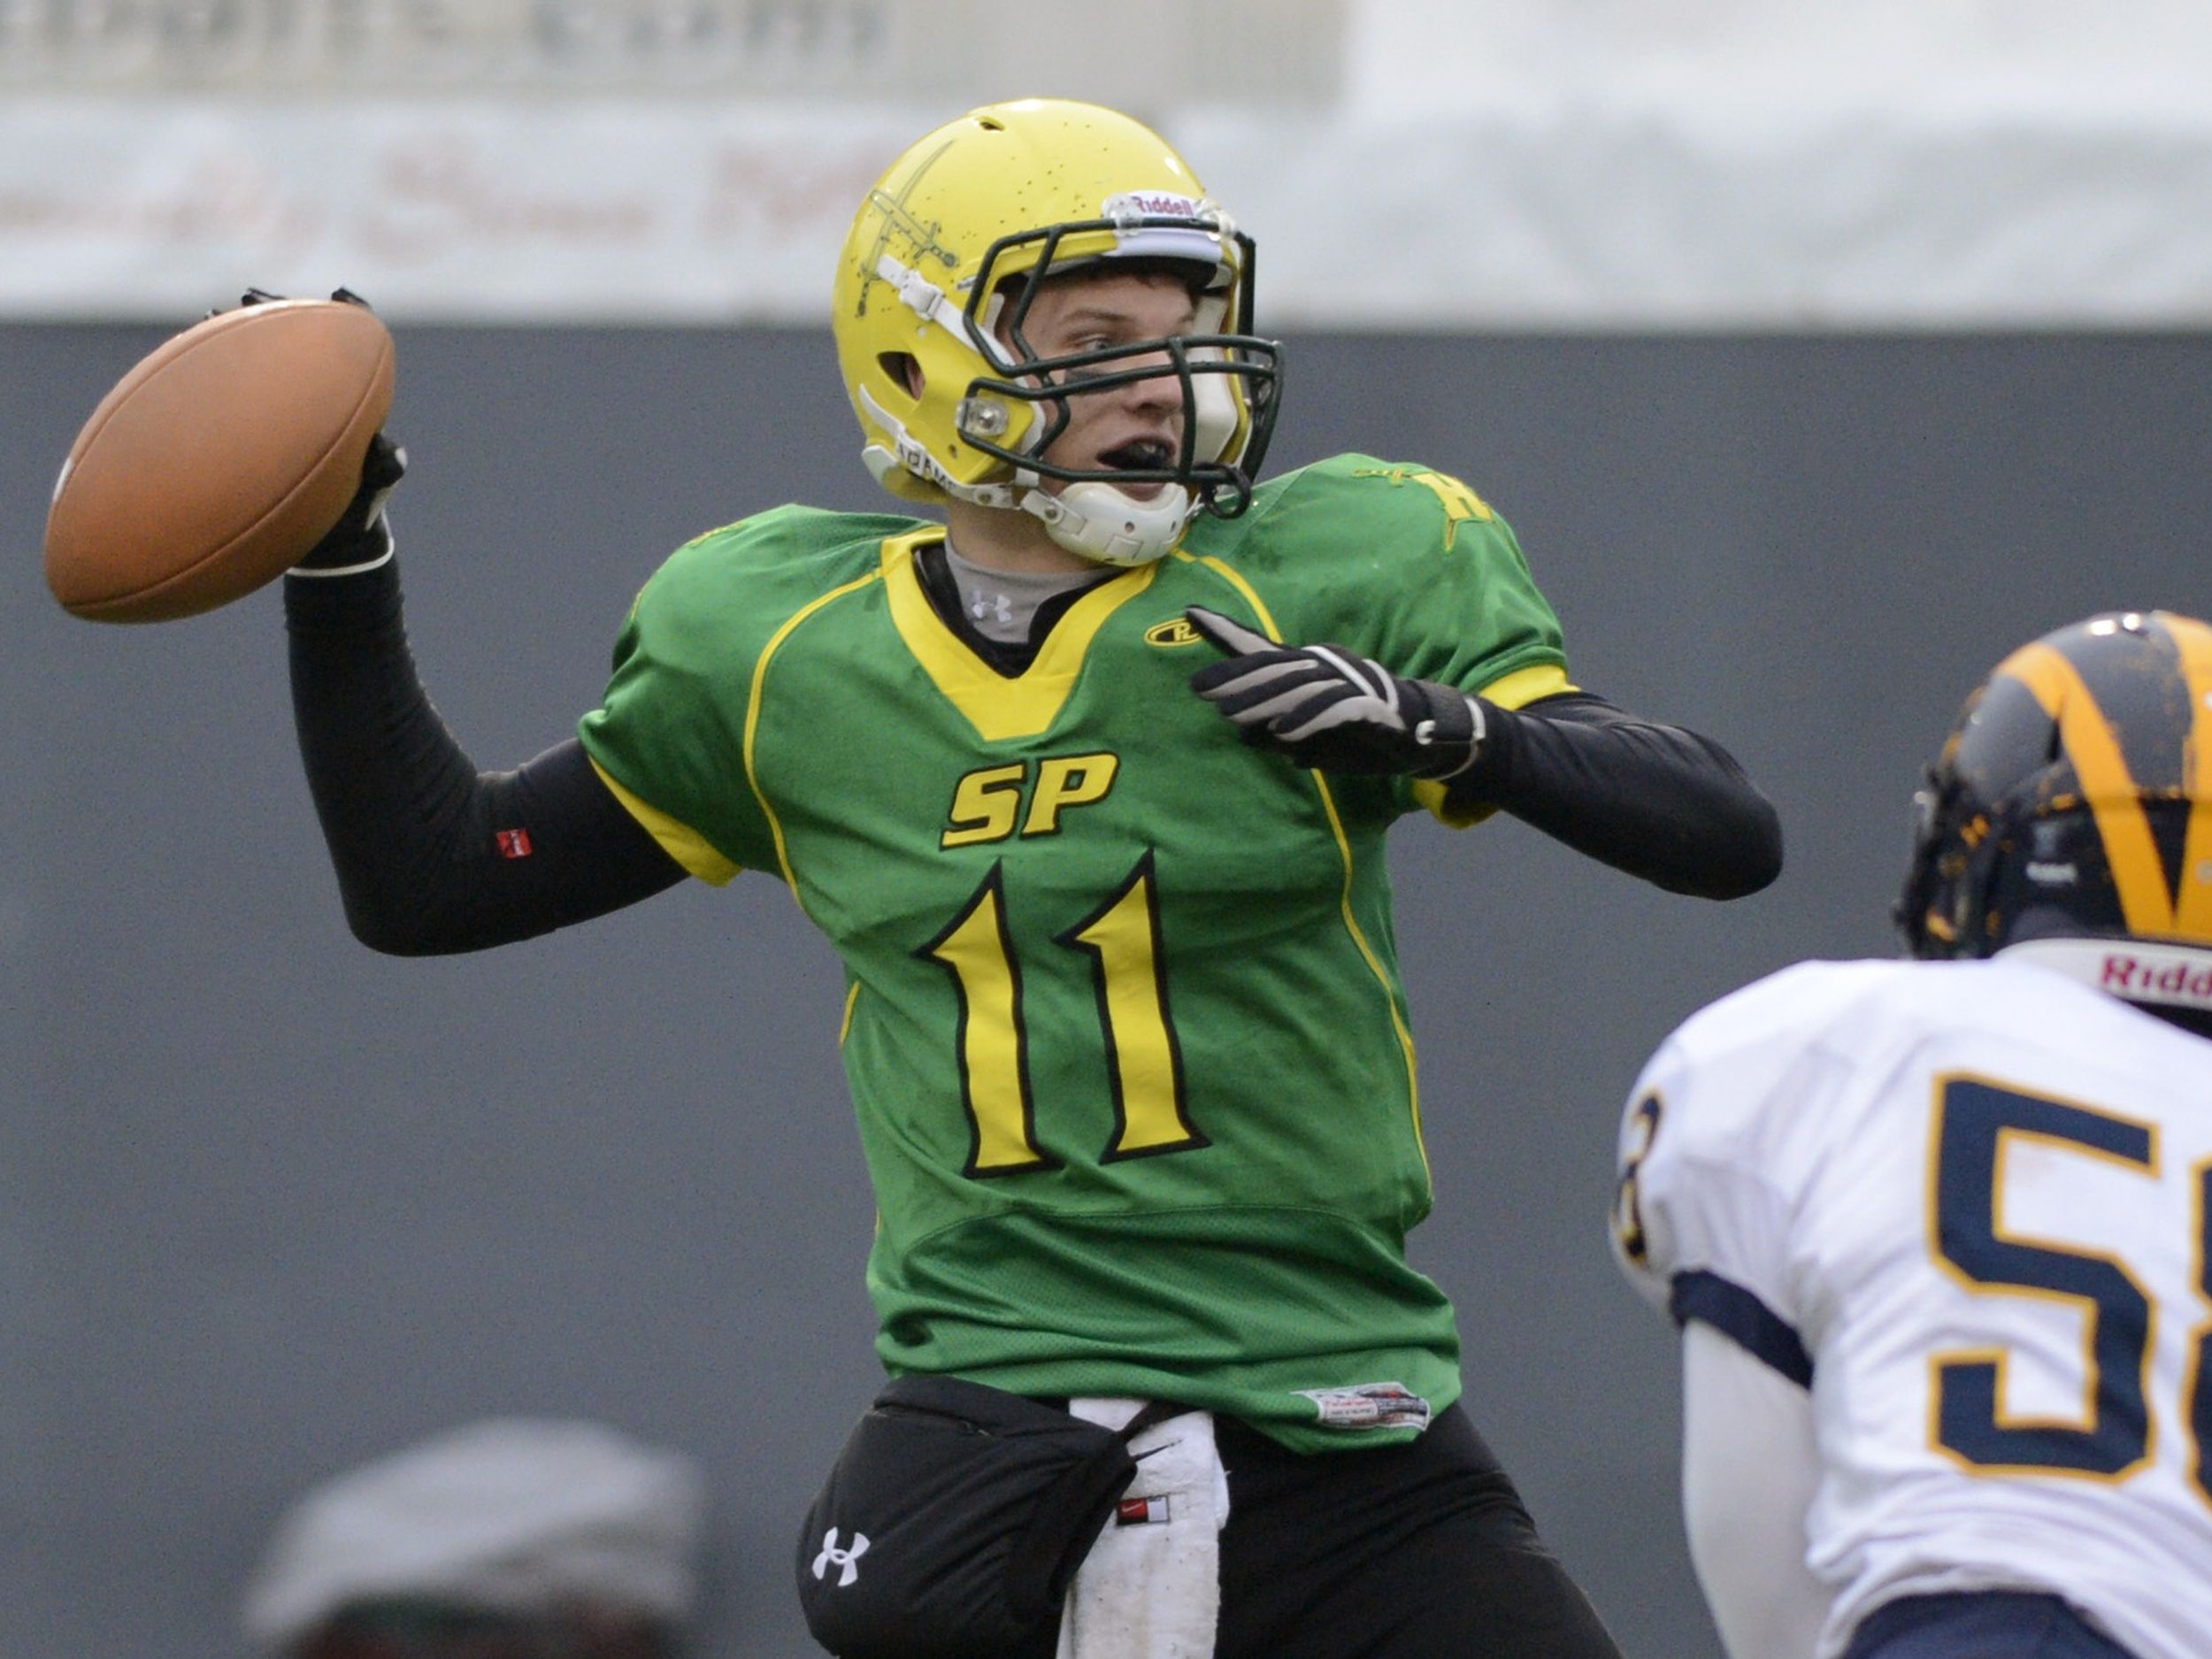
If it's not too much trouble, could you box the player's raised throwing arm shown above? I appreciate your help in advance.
[285,439,686,956]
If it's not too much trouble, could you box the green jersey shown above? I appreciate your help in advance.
[579,453,1569,1450]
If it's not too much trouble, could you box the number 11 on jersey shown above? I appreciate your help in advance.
[918,852,1207,1178]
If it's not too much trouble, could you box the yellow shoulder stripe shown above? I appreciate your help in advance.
[588,757,740,886]
[1173,550,1285,641]
[746,567,887,897]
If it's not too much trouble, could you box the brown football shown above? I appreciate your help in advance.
[44,297,396,623]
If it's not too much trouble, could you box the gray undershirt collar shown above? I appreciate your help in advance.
[942,541,1101,644]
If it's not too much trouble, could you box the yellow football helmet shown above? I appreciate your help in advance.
[831,99,1282,567]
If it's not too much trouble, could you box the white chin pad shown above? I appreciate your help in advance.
[1187,359,1238,465]
[1186,296,1240,465]
[1024,481,1194,567]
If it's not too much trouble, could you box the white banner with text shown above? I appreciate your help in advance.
[4,0,2212,327]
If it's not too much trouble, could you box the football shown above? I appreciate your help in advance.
[44,296,396,623]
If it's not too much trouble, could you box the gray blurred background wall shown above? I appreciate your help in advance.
[9,319,2211,1657]
[12,0,2212,1653]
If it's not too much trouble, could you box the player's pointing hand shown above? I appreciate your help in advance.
[1185,605,1486,780]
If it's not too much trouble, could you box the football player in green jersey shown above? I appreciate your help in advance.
[284,99,1779,1659]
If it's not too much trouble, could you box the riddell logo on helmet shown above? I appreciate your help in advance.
[2102,953,2212,1005]
[1103,191,1204,220]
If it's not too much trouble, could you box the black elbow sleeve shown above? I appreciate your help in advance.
[288,563,685,955]
[342,746,685,955]
[1448,693,1783,900]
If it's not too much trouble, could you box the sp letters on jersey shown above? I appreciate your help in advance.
[941,753,1120,848]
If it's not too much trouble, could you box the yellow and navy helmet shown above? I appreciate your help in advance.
[1899,611,2212,988]
[829,98,1282,566]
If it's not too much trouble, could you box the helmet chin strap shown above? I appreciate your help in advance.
[1019,479,1194,567]
[862,381,1200,566]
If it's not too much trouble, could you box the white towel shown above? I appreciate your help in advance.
[1055,1397,1231,1659]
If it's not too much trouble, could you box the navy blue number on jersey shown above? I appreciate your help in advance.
[1932,1077,2155,1477]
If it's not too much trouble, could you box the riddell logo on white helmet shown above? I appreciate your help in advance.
[2101,951,2212,1007]
[2000,936,2212,1010]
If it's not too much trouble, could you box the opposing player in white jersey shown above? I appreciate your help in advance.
[1612,610,2212,1659]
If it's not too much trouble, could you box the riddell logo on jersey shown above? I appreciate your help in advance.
[2102,953,2212,1004]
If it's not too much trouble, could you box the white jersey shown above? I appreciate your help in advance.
[1613,955,2212,1659]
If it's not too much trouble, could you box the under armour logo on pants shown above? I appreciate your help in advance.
[812,1527,871,1587]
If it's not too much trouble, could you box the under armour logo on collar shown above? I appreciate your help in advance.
[972,591,1016,626]
[812,1526,871,1587]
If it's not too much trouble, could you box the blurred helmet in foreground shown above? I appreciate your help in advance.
[1899,609,2212,1028]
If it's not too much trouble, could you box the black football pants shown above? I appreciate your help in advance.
[1018,1403,1625,1659]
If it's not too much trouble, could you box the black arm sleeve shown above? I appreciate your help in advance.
[285,560,687,956]
[1443,692,1783,900]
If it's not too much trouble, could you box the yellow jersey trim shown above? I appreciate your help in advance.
[1174,548,1429,1182]
[588,757,740,886]
[882,529,1157,742]
[745,568,887,903]
[1413,782,1494,830]
[1479,662,1575,710]
[1177,550,1282,638]
[1412,662,1577,827]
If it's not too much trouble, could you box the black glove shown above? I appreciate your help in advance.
[204,282,373,319]
[1186,605,1486,780]
[291,431,407,573]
